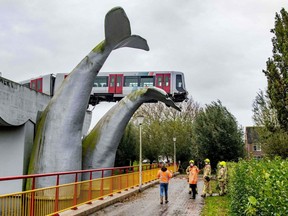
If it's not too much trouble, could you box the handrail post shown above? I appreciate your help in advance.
[87,171,92,204]
[100,170,104,198]
[119,168,122,191]
[29,177,36,216]
[54,175,60,213]
[109,169,114,196]
[132,166,135,188]
[72,173,78,210]
[126,168,129,189]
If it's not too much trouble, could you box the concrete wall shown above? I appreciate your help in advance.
[0,121,34,194]
[0,77,51,126]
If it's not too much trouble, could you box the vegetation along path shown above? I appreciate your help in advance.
[90,175,204,216]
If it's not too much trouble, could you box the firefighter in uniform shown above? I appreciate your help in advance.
[222,161,228,194]
[201,158,212,197]
[187,160,199,199]
[186,160,193,194]
[217,161,226,196]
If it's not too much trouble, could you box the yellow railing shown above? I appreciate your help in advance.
[0,165,175,216]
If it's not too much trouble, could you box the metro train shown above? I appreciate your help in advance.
[20,71,188,105]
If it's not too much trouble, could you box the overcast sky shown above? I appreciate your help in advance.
[1,0,287,129]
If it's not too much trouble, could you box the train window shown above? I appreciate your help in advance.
[165,76,169,86]
[176,75,184,90]
[140,76,154,87]
[157,77,162,86]
[124,76,138,87]
[37,79,42,91]
[117,76,122,87]
[22,83,30,88]
[31,81,36,90]
[110,76,115,87]
[93,76,108,87]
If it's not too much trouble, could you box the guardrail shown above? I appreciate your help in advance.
[0,164,176,216]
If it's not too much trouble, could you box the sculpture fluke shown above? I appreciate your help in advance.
[27,7,149,191]
[82,87,180,179]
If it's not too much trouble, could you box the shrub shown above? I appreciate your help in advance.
[229,158,288,215]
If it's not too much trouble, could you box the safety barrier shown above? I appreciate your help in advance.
[0,164,176,216]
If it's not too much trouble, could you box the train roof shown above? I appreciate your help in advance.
[97,71,184,76]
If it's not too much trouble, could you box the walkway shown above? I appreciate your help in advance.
[89,175,204,216]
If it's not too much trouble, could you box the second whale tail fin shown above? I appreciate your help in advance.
[105,7,149,51]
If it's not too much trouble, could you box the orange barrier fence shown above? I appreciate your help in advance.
[0,164,176,216]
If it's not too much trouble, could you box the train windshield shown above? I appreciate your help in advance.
[176,74,184,91]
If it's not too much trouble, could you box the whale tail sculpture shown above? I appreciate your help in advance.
[26,7,149,194]
[104,7,149,51]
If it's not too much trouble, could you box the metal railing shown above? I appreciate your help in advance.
[0,164,176,216]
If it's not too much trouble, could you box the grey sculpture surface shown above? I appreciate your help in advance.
[82,87,181,180]
[27,7,149,189]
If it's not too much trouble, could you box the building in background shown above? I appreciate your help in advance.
[245,126,263,159]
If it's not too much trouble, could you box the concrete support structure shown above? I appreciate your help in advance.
[0,77,91,193]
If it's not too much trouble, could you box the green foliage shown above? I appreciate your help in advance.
[193,100,244,169]
[201,195,231,216]
[257,127,288,158]
[133,98,201,165]
[115,123,138,167]
[115,98,245,174]
[252,90,279,132]
[262,8,288,132]
[229,158,288,215]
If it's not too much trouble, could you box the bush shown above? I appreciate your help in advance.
[229,158,288,215]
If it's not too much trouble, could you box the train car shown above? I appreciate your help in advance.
[20,74,55,96]
[19,71,188,105]
[19,73,67,96]
[90,71,187,105]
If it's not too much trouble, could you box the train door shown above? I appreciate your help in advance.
[30,78,43,93]
[155,73,171,94]
[108,74,123,94]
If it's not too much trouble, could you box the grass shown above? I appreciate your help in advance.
[201,179,231,216]
[201,195,231,216]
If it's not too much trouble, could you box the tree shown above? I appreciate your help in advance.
[252,90,279,131]
[133,97,201,166]
[193,100,244,169]
[263,8,288,131]
[256,127,288,158]
[115,122,138,167]
[252,8,288,158]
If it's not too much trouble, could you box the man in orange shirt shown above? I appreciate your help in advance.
[157,163,173,204]
[188,160,199,199]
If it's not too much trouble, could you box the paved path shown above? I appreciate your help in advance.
[90,175,204,216]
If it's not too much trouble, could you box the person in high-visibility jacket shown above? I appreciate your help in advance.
[157,163,173,204]
[187,160,199,199]
[217,161,226,196]
[222,161,228,194]
[186,160,193,194]
[201,158,212,198]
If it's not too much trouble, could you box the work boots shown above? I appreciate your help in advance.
[165,196,169,204]
[160,196,163,204]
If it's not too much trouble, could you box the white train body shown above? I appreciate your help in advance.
[20,71,188,105]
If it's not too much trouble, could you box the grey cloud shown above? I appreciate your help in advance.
[1,0,287,128]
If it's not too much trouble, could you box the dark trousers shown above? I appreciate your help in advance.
[189,184,197,199]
